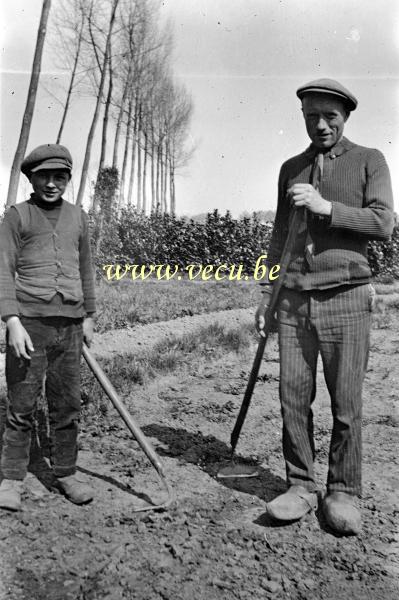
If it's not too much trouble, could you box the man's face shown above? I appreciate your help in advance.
[302,94,348,149]
[30,169,70,203]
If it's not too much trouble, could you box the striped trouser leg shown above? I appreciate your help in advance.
[315,284,371,496]
[278,289,319,492]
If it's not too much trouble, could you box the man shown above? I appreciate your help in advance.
[0,144,96,511]
[256,79,394,535]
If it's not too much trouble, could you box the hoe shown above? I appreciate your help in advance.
[217,208,303,479]
[83,344,173,511]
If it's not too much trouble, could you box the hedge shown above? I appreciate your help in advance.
[93,208,399,281]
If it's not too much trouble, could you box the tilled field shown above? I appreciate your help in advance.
[0,307,398,600]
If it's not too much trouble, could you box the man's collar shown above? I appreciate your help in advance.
[305,137,355,158]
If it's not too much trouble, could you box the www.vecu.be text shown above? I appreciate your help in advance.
[102,255,280,282]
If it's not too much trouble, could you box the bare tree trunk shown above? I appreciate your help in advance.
[136,129,142,211]
[164,140,170,213]
[6,0,52,207]
[156,144,161,213]
[163,151,168,213]
[119,96,133,207]
[169,159,175,215]
[76,0,119,207]
[112,63,132,168]
[127,97,139,206]
[160,143,165,213]
[98,48,113,171]
[87,0,103,74]
[56,7,84,144]
[142,130,148,214]
[150,124,156,213]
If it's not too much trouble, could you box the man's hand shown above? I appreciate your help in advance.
[255,290,275,338]
[83,316,95,347]
[6,316,34,360]
[288,184,332,217]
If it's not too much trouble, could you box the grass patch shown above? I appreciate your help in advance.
[385,296,399,310]
[152,321,254,362]
[94,278,261,332]
[372,282,399,329]
[114,321,253,383]
[81,321,256,412]
[95,278,399,334]
[374,281,399,296]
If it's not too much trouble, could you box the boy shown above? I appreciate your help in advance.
[0,144,96,510]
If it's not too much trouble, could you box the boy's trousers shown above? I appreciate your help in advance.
[1,316,83,480]
[277,283,373,496]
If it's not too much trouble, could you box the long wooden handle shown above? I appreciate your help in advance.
[230,208,303,452]
[82,344,167,480]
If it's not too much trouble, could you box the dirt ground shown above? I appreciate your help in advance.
[0,307,398,600]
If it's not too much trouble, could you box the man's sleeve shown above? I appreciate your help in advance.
[265,164,291,274]
[79,210,96,315]
[329,149,394,240]
[0,207,21,320]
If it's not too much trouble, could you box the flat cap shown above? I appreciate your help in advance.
[296,78,358,111]
[21,144,73,177]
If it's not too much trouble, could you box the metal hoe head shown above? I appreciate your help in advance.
[217,460,260,479]
[216,210,303,480]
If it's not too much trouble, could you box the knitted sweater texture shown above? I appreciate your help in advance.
[0,196,96,319]
[267,137,394,290]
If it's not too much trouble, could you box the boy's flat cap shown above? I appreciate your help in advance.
[21,144,73,177]
[296,78,358,111]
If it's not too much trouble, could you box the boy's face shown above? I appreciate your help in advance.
[30,169,70,203]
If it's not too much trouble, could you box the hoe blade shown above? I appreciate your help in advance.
[217,462,260,479]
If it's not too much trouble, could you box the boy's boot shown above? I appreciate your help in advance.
[0,479,24,511]
[57,473,94,505]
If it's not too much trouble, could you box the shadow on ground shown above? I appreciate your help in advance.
[1,396,286,507]
[0,402,154,508]
[143,423,286,503]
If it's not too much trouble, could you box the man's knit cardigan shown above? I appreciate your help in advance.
[266,137,394,290]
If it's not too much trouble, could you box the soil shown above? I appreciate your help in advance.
[0,307,398,600]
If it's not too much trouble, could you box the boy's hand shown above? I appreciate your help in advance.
[6,316,34,359]
[83,316,95,347]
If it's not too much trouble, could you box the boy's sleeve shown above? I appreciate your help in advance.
[0,207,22,320]
[79,210,96,315]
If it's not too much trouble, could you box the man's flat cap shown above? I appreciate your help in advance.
[296,78,358,111]
[21,144,73,177]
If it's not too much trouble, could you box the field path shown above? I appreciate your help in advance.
[91,307,254,358]
[0,303,398,600]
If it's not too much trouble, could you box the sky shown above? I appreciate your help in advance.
[1,0,399,216]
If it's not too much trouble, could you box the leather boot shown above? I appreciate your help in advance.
[57,473,94,505]
[266,485,318,521]
[0,479,24,511]
[323,491,361,535]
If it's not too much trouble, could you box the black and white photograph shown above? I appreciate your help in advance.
[0,1,398,599]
